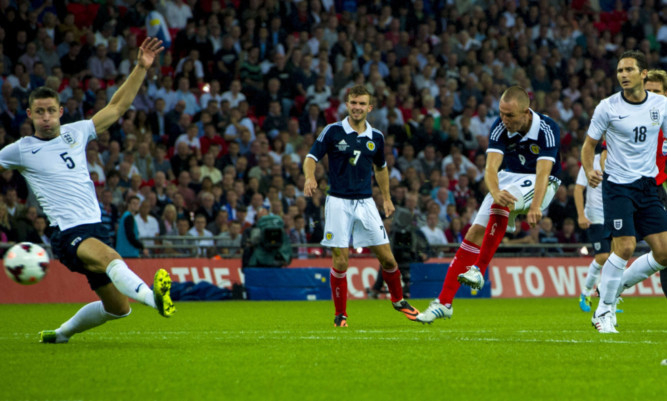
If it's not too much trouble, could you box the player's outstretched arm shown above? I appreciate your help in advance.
[581,135,602,188]
[92,37,164,133]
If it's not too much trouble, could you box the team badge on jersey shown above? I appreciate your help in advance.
[651,107,660,123]
[366,141,375,151]
[62,132,76,146]
[530,144,540,155]
[336,139,349,152]
[613,219,623,230]
[325,232,334,241]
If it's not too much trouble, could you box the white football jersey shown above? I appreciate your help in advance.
[575,154,604,224]
[588,91,667,184]
[0,120,101,230]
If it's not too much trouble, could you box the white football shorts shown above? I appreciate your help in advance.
[473,171,561,232]
[321,195,389,248]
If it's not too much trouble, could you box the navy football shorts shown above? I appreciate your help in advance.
[50,223,112,290]
[587,223,611,255]
[602,175,667,239]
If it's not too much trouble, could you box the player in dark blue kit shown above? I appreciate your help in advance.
[303,85,419,327]
[417,86,562,323]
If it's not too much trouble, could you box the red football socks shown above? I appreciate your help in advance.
[330,268,348,316]
[381,266,403,303]
[439,239,480,305]
[474,204,510,274]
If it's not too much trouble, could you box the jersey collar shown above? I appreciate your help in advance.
[342,116,373,138]
[507,109,541,141]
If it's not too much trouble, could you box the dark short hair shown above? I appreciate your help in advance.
[28,86,60,108]
[619,50,648,72]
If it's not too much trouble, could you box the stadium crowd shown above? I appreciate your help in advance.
[0,0,660,257]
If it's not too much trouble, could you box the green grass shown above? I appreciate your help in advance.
[1,298,667,401]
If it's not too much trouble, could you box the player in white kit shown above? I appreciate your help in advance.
[0,38,175,343]
[582,50,667,333]
[574,151,610,311]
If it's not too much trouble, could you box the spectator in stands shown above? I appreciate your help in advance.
[538,217,562,255]
[217,220,243,256]
[187,213,215,257]
[195,191,218,225]
[88,44,117,81]
[420,212,448,250]
[547,186,577,231]
[116,196,147,258]
[206,209,229,236]
[135,200,160,253]
[174,76,200,116]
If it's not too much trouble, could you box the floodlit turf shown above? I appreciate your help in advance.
[1,297,667,401]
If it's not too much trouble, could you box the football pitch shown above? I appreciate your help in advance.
[1,298,666,401]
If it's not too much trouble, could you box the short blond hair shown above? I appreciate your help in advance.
[500,85,530,109]
[647,69,667,93]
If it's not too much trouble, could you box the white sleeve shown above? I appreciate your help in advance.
[587,101,609,141]
[63,120,97,143]
[662,98,667,134]
[575,165,588,186]
[0,141,22,170]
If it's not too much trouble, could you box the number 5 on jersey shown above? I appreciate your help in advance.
[60,152,75,169]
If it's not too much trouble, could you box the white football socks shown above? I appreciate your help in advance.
[106,259,156,308]
[594,253,627,316]
[616,252,666,298]
[582,260,603,296]
[56,301,131,342]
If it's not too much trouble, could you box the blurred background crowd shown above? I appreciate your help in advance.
[0,0,659,257]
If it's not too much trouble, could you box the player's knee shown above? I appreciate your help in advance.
[651,250,667,267]
[380,258,398,271]
[106,305,131,319]
[594,253,609,266]
[332,259,348,272]
[100,249,122,267]
[102,295,131,317]
[614,247,634,260]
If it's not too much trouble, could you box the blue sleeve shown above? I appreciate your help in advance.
[538,118,560,160]
[487,117,506,154]
[309,126,331,161]
[373,132,386,167]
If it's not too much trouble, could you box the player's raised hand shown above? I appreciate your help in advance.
[303,177,317,197]
[137,37,164,70]
[586,169,603,188]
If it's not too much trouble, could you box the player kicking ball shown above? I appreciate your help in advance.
[303,85,419,327]
[0,38,175,343]
[416,86,562,324]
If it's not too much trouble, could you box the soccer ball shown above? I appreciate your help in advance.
[3,242,50,285]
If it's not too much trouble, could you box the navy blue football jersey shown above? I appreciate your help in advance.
[307,117,386,199]
[487,110,562,177]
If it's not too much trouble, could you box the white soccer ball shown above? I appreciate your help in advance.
[3,242,50,285]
